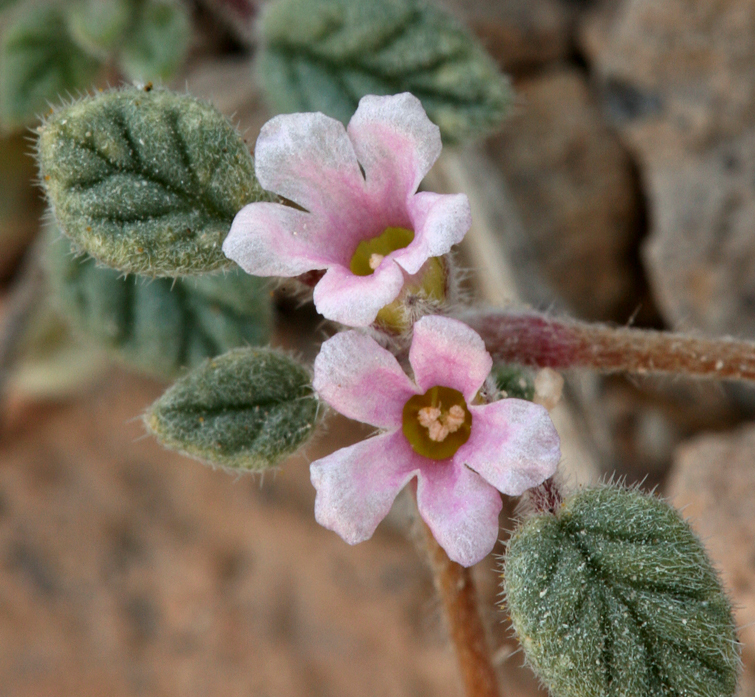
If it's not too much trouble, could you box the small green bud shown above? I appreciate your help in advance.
[145,348,319,471]
[120,0,191,82]
[67,0,133,58]
[0,4,100,129]
[38,86,271,276]
[503,485,740,697]
[46,232,272,379]
[492,364,535,401]
[257,0,512,143]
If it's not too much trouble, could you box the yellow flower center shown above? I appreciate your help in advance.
[402,386,472,460]
[350,226,414,276]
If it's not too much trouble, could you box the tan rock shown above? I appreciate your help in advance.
[0,369,542,697]
[486,67,641,320]
[667,425,755,695]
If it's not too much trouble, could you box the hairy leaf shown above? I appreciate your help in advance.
[146,348,319,470]
[67,0,133,58]
[120,0,191,81]
[46,233,272,379]
[38,87,270,276]
[503,486,740,697]
[0,4,100,129]
[257,0,511,143]
[493,364,535,401]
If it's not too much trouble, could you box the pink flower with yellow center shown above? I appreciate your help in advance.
[310,316,561,566]
[222,93,471,327]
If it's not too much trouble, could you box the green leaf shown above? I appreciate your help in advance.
[503,486,741,697]
[67,0,134,58]
[145,348,319,471]
[45,232,272,380]
[0,3,101,130]
[0,0,23,12]
[120,0,191,82]
[257,0,512,143]
[493,364,535,401]
[38,86,270,276]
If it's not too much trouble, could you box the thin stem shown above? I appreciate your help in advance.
[464,309,755,382]
[415,499,501,697]
[0,241,46,420]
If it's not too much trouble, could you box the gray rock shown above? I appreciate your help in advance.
[589,0,755,336]
[436,0,574,74]
[487,67,641,320]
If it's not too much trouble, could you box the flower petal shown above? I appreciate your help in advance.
[311,431,421,545]
[313,261,405,326]
[255,112,366,218]
[347,93,441,198]
[223,202,332,276]
[409,316,493,401]
[456,399,561,496]
[416,461,502,566]
[313,330,419,429]
[396,192,472,275]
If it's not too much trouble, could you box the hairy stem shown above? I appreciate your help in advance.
[416,501,501,697]
[465,309,755,382]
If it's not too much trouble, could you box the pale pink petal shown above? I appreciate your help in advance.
[416,461,502,566]
[255,112,366,219]
[395,192,472,275]
[347,93,441,198]
[456,399,561,496]
[311,431,421,545]
[409,316,493,401]
[313,261,406,327]
[223,202,331,276]
[313,330,420,429]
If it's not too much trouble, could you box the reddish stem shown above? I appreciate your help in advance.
[528,477,563,514]
[465,309,755,382]
[416,507,501,697]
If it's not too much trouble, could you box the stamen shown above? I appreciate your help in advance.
[369,253,385,270]
[418,403,466,442]
[418,406,441,428]
[428,421,450,442]
[403,385,471,459]
[445,405,465,432]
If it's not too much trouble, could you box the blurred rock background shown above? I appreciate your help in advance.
[2,0,755,695]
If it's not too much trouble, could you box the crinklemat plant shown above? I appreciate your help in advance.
[33,77,750,697]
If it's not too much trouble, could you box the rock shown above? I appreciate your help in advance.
[0,367,543,697]
[667,424,755,696]
[589,0,755,336]
[0,135,42,282]
[487,67,642,321]
[436,0,574,74]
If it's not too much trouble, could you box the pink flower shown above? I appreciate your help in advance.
[310,316,561,566]
[222,93,471,327]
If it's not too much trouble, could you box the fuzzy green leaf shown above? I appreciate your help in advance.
[120,0,191,82]
[67,0,133,58]
[0,4,101,129]
[38,87,270,276]
[146,348,319,470]
[503,486,740,697]
[257,0,511,143]
[46,233,272,379]
[493,364,535,401]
